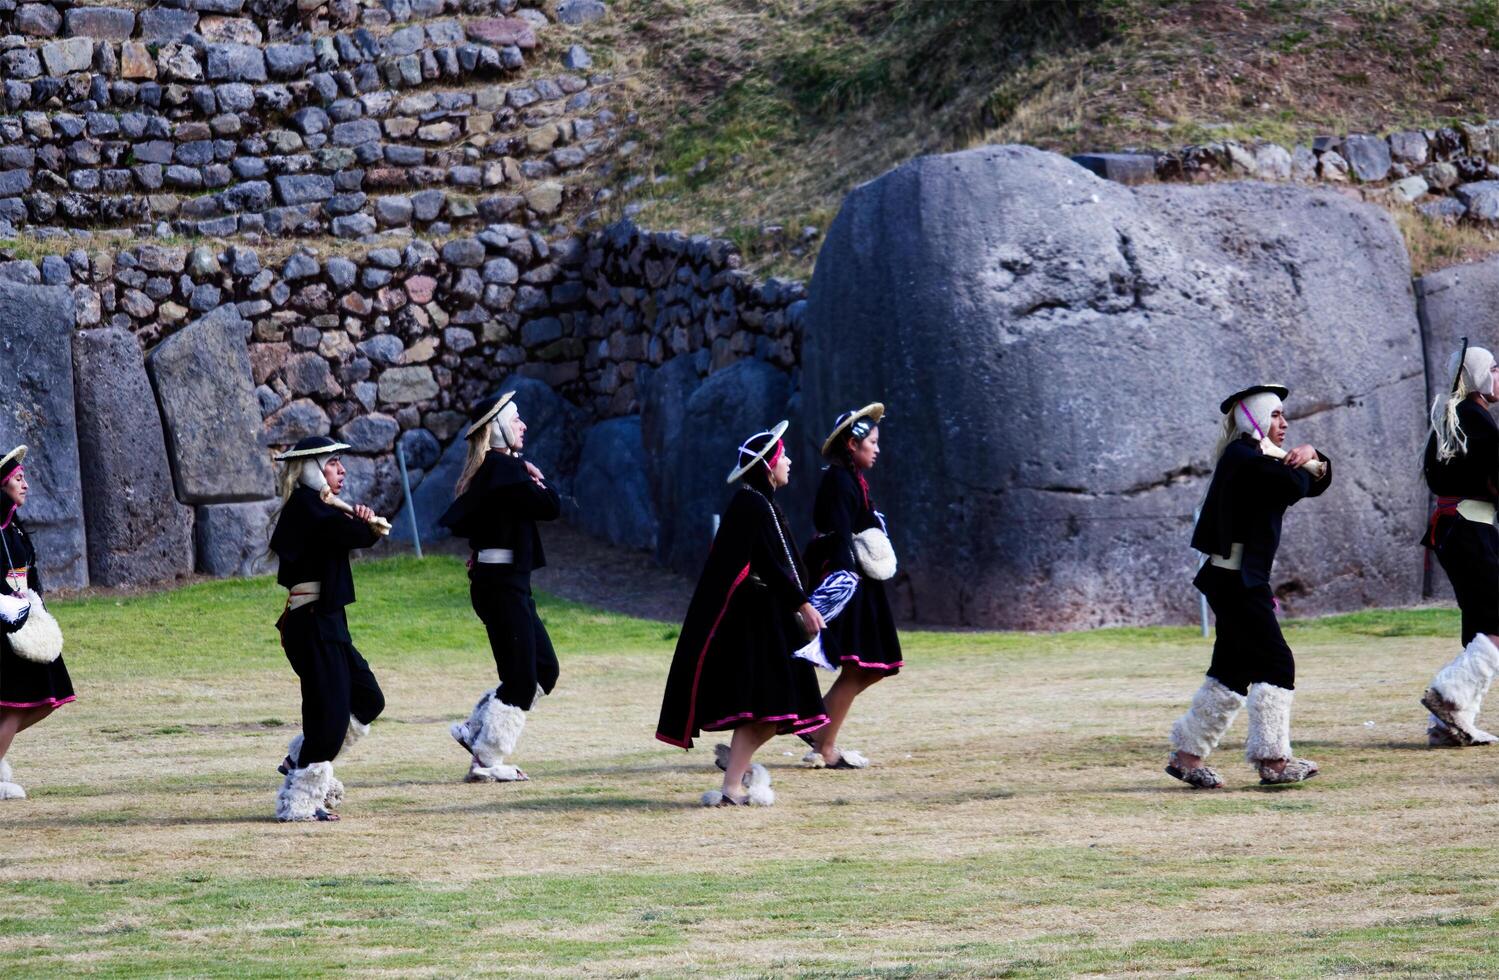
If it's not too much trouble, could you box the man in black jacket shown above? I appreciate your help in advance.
[1167,384,1332,789]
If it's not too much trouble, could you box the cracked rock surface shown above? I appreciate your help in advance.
[803,144,1427,629]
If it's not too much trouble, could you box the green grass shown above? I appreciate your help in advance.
[3,556,1492,977]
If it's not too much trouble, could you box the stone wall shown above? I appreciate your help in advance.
[0,0,612,240]
[1076,121,1499,225]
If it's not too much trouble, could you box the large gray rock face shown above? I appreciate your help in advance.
[802,144,1427,628]
[662,358,794,576]
[639,352,705,564]
[146,305,275,504]
[0,286,87,588]
[195,500,277,577]
[72,328,194,586]
[390,433,466,547]
[572,416,657,552]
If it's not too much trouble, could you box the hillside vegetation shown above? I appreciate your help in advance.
[580,0,1499,276]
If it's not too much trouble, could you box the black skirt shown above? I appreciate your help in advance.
[805,536,904,674]
[657,577,828,748]
[0,635,75,709]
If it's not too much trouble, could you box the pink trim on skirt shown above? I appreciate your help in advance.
[838,654,903,671]
[702,710,830,734]
[0,694,76,709]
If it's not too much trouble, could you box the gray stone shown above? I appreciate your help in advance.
[562,44,592,70]
[1340,134,1391,182]
[0,286,88,588]
[265,43,315,79]
[1252,143,1292,180]
[262,398,330,444]
[1388,131,1429,167]
[390,431,464,546]
[358,334,405,365]
[340,454,402,519]
[659,358,791,575]
[802,144,1427,628]
[205,43,266,82]
[337,413,400,452]
[556,0,606,24]
[332,118,381,146]
[193,500,276,577]
[1417,196,1467,223]
[15,4,62,36]
[377,365,439,403]
[397,427,440,469]
[1390,175,1428,204]
[1070,152,1156,185]
[145,304,275,504]
[41,37,94,75]
[490,375,585,502]
[139,8,200,42]
[572,416,657,551]
[441,238,485,267]
[72,328,194,586]
[1456,181,1499,223]
[274,174,335,205]
[64,7,136,40]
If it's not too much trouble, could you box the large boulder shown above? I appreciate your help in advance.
[639,351,705,563]
[802,144,1427,628]
[146,305,275,503]
[661,359,794,576]
[0,286,88,588]
[72,328,194,586]
[390,433,466,547]
[194,500,277,577]
[572,416,657,552]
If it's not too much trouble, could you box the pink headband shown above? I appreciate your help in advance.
[765,440,784,471]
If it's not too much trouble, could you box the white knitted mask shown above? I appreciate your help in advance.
[1231,392,1282,440]
[1454,346,1497,398]
[490,402,521,450]
[299,457,331,493]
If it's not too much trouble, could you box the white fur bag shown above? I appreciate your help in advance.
[852,528,897,581]
[8,590,62,664]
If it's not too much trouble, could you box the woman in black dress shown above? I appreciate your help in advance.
[1419,342,1499,747]
[0,445,74,801]
[269,436,386,822]
[799,403,901,770]
[656,422,828,806]
[1166,384,1332,788]
[440,391,561,784]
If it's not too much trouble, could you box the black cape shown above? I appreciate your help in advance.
[1424,398,1499,502]
[656,484,826,748]
[1190,436,1332,589]
[269,486,380,613]
[804,465,903,672]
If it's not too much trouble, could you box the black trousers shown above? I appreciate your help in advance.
[1433,518,1499,644]
[280,607,385,765]
[1196,566,1295,694]
[471,568,558,709]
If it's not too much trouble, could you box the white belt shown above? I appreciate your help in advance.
[475,549,515,565]
[285,580,322,612]
[1457,500,1498,526]
[1209,542,1244,571]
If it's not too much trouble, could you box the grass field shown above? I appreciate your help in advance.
[2,556,1497,977]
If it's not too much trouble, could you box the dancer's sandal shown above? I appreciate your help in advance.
[276,754,297,776]
[803,749,869,770]
[702,792,746,807]
[1428,723,1466,748]
[1165,760,1225,789]
[1420,689,1498,746]
[1257,758,1319,785]
[312,808,340,822]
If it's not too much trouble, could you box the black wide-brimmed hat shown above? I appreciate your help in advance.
[274,435,351,461]
[821,402,885,456]
[727,420,790,484]
[1218,384,1288,415]
[465,390,518,440]
[0,445,25,481]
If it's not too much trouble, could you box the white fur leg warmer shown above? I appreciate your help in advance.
[1244,683,1295,763]
[459,691,528,782]
[1170,677,1246,759]
[0,758,24,800]
[1432,634,1499,719]
[342,716,371,752]
[745,763,774,806]
[276,762,333,822]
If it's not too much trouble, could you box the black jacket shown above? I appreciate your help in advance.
[269,486,380,612]
[1191,436,1332,589]
[807,464,881,577]
[0,519,40,596]
[438,451,560,574]
[1424,398,1499,502]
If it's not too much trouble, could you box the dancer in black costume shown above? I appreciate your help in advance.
[0,446,74,801]
[269,436,386,822]
[799,403,901,770]
[441,391,561,783]
[656,422,829,806]
[1418,341,1499,747]
[1166,385,1331,788]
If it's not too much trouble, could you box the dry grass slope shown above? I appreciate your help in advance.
[1,556,1497,976]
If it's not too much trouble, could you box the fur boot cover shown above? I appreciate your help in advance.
[343,716,371,752]
[1428,634,1499,743]
[700,763,775,806]
[0,758,25,800]
[454,689,529,782]
[1244,683,1295,763]
[1170,677,1247,759]
[276,762,334,822]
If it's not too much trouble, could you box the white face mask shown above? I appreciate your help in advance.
[489,403,521,451]
[1232,392,1282,440]
[299,458,330,493]
[1456,346,1497,398]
